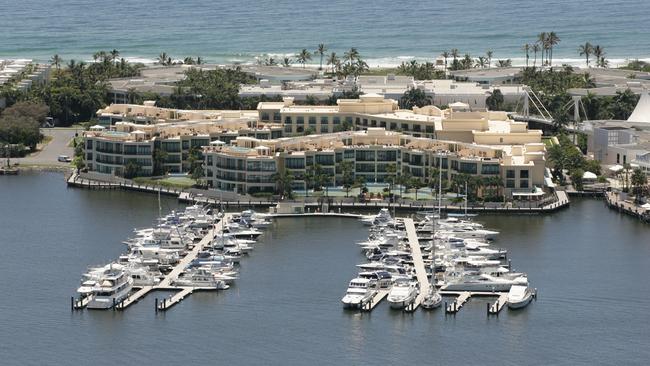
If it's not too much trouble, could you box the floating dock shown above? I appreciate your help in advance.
[403,218,429,311]
[488,293,509,315]
[445,292,472,314]
[360,289,389,311]
[156,288,194,311]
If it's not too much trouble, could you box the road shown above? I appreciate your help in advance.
[14,128,77,167]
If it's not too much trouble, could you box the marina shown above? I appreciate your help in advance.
[71,205,274,312]
[342,207,535,315]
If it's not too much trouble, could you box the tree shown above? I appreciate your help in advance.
[297,49,311,68]
[385,163,397,192]
[273,170,294,198]
[571,168,584,191]
[486,50,493,68]
[340,160,354,197]
[532,43,540,67]
[537,32,547,66]
[399,88,431,109]
[110,49,120,63]
[409,177,425,200]
[0,101,48,150]
[303,166,315,196]
[593,45,606,68]
[326,52,339,75]
[475,56,488,69]
[496,59,512,68]
[187,147,204,180]
[152,148,168,176]
[486,89,504,111]
[578,42,594,67]
[124,160,141,179]
[522,44,530,67]
[631,168,647,203]
[441,51,450,70]
[50,54,62,70]
[547,32,560,66]
[158,52,171,66]
[282,57,292,67]
[344,47,360,66]
[315,43,327,71]
[72,155,85,172]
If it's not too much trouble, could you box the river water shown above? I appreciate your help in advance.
[1,172,649,365]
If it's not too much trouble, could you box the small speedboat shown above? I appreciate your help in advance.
[387,279,419,309]
[507,285,535,309]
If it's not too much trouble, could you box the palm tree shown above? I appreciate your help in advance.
[441,51,450,70]
[496,59,512,67]
[282,57,292,67]
[315,43,327,71]
[50,54,62,70]
[486,50,493,68]
[578,42,594,67]
[522,44,530,67]
[196,56,203,65]
[297,48,311,68]
[547,32,560,66]
[326,52,339,74]
[532,43,540,67]
[344,47,360,66]
[385,163,397,192]
[631,168,647,203]
[475,56,488,68]
[273,170,295,199]
[110,49,120,63]
[158,52,170,66]
[537,32,547,65]
[593,45,605,67]
[451,48,459,62]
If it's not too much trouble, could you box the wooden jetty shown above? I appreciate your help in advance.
[445,292,471,314]
[488,293,509,315]
[403,218,429,311]
[361,290,390,311]
[115,286,154,310]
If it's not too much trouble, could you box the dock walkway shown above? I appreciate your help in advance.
[489,293,509,315]
[361,290,390,311]
[403,218,429,311]
[445,292,471,313]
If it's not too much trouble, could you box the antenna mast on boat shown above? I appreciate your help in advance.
[437,165,442,218]
[464,181,468,219]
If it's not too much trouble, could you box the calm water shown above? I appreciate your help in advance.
[0,0,649,66]
[1,172,650,365]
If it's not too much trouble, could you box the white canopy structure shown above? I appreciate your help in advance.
[609,164,624,172]
[627,90,650,124]
[582,171,598,180]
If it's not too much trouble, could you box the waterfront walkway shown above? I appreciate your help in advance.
[67,172,570,214]
[604,191,650,223]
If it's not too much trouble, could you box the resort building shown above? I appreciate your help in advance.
[84,97,547,198]
[202,128,547,197]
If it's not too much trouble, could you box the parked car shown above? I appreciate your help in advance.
[58,155,72,162]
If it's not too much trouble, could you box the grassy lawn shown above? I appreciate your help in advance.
[133,176,197,189]
[361,67,401,76]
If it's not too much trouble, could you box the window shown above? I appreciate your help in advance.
[451,160,459,170]
[261,112,270,121]
[285,116,293,124]
[333,117,341,125]
[320,116,329,124]
[355,150,375,161]
[506,180,515,188]
[401,123,409,131]
[481,164,500,175]
[182,140,189,150]
[362,119,368,126]
[371,120,377,127]
[86,140,93,149]
[315,154,334,165]
[273,112,281,121]
[309,116,317,125]
[320,125,329,133]
[390,123,397,130]
[297,117,304,125]
[425,126,434,134]
[616,153,620,164]
[520,180,529,188]
[459,162,477,174]
[520,170,529,179]
[284,125,292,133]
[376,150,397,161]
[380,121,386,128]
[285,158,304,169]
[506,169,515,178]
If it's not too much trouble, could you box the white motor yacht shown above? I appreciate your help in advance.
[387,279,419,309]
[173,268,229,289]
[441,273,528,292]
[507,285,535,309]
[85,264,134,309]
[341,278,378,309]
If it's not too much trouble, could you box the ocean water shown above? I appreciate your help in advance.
[0,0,649,67]
[1,172,650,365]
